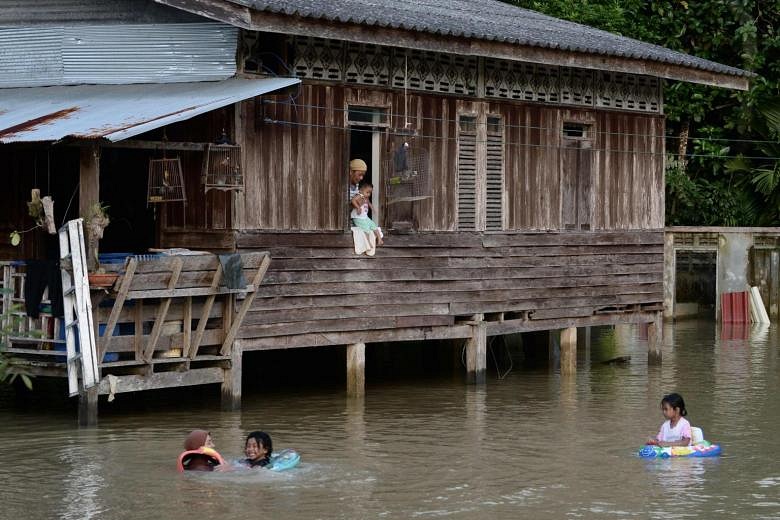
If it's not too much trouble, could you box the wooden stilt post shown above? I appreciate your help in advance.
[347,343,366,398]
[648,313,663,365]
[79,144,100,271]
[466,322,486,385]
[78,386,99,427]
[548,329,560,369]
[221,342,242,411]
[560,327,577,376]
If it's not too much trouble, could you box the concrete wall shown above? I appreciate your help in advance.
[665,227,780,321]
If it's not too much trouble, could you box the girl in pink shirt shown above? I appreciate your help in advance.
[647,393,692,447]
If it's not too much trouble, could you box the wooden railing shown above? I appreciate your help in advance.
[1,252,270,384]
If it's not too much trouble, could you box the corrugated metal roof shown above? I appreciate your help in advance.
[0,77,300,143]
[229,0,750,78]
[0,0,203,26]
[0,23,238,88]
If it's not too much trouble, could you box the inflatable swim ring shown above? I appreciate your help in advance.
[177,447,226,472]
[638,441,721,458]
[265,449,301,471]
[638,427,721,458]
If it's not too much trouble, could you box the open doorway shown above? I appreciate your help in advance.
[347,105,387,226]
[675,250,717,318]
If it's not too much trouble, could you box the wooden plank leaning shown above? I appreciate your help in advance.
[220,254,271,355]
[187,263,223,359]
[58,224,79,396]
[71,219,99,390]
[142,257,183,362]
[99,257,137,361]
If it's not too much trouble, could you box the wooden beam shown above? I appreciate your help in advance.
[78,386,99,427]
[189,263,223,358]
[79,143,100,271]
[238,324,474,350]
[221,342,242,411]
[560,327,576,376]
[220,254,271,355]
[465,321,486,385]
[99,257,137,358]
[96,367,224,395]
[99,139,207,151]
[143,257,183,362]
[346,343,365,398]
[648,312,663,365]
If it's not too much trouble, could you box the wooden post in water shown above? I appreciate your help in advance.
[560,327,577,376]
[78,386,99,427]
[221,342,242,411]
[346,343,366,398]
[648,313,663,365]
[466,322,486,385]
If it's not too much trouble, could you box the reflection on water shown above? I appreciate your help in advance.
[1,320,779,519]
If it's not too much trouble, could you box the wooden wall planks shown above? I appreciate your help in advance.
[236,83,664,233]
[236,230,663,347]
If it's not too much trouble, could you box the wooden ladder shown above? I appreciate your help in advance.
[58,219,99,396]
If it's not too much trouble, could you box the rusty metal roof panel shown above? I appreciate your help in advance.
[0,77,300,143]
[0,23,238,88]
[228,0,750,78]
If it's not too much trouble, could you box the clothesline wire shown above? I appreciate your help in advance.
[263,117,780,161]
[263,99,780,146]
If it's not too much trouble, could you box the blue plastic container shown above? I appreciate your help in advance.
[57,322,130,363]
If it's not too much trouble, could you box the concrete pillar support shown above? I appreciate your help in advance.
[78,386,99,427]
[466,322,487,385]
[560,327,577,376]
[347,343,366,398]
[221,342,242,411]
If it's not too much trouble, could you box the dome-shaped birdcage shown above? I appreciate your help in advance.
[382,140,432,205]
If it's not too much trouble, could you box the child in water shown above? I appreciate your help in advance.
[178,429,226,472]
[647,393,692,447]
[350,181,384,246]
[243,431,273,468]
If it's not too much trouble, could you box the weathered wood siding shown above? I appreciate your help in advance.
[238,84,346,231]
[235,230,663,349]
[239,83,664,233]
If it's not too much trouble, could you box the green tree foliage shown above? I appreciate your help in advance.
[511,0,780,225]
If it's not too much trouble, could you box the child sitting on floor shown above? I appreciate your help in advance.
[350,181,384,246]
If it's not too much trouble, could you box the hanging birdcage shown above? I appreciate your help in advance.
[382,137,432,205]
[201,143,243,193]
[147,157,186,204]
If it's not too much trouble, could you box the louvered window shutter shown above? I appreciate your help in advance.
[457,116,477,230]
[485,115,504,230]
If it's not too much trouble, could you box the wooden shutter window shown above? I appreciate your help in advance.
[457,116,477,230]
[485,115,504,231]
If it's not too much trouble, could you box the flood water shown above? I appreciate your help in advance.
[2,320,780,519]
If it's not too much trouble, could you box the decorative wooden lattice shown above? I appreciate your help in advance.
[383,139,432,205]
[595,72,660,112]
[291,36,661,113]
[201,144,243,193]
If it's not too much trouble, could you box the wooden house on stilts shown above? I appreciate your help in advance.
[0,0,750,423]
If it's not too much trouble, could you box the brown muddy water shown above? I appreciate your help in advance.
[1,320,779,520]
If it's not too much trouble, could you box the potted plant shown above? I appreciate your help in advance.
[83,202,117,287]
